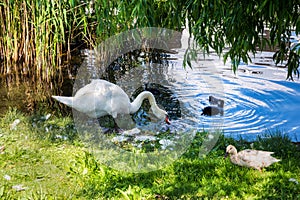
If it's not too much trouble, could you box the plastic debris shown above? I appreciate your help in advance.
[41,114,51,121]
[134,135,156,142]
[111,135,129,143]
[0,146,5,153]
[3,175,11,181]
[159,139,174,150]
[10,119,21,130]
[289,178,299,184]
[122,128,141,136]
[12,184,27,191]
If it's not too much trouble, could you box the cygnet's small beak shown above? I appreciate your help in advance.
[224,152,229,158]
[165,115,171,125]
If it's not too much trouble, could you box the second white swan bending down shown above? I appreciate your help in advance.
[52,79,170,125]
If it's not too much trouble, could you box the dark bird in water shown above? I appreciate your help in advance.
[209,95,224,107]
[202,96,224,116]
[201,106,224,116]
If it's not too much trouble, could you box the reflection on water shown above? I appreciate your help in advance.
[1,42,299,142]
[221,60,300,142]
[0,73,74,116]
[112,55,223,135]
[97,48,300,142]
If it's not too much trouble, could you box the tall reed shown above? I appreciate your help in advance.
[0,0,184,81]
[0,0,91,81]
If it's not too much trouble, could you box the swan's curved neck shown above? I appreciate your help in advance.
[129,91,158,114]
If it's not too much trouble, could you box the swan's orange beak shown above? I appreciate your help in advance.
[165,115,171,124]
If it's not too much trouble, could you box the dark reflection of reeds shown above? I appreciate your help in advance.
[0,72,74,115]
[0,50,176,115]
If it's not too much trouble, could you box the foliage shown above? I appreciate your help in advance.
[0,109,299,199]
[0,0,90,81]
[0,0,299,79]
[92,0,184,41]
[0,0,184,81]
[186,0,300,79]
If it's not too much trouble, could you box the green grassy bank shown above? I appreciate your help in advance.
[0,109,299,199]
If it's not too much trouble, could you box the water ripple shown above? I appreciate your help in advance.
[85,48,300,142]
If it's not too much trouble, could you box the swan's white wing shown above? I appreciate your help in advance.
[72,91,107,118]
[94,83,131,118]
[74,79,112,98]
[73,79,131,118]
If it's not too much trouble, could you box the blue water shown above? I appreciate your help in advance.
[77,28,300,142]
[112,49,300,142]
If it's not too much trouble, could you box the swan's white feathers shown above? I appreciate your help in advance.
[71,80,130,118]
[52,79,168,122]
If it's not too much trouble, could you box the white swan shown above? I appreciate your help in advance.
[52,79,170,125]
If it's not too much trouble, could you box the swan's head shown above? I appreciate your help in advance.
[165,114,171,125]
[151,106,171,124]
[225,145,237,157]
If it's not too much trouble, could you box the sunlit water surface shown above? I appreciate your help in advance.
[78,43,300,143]
[1,35,299,143]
